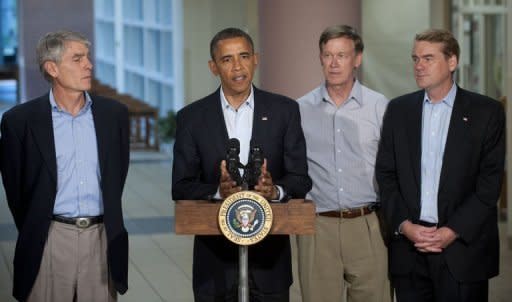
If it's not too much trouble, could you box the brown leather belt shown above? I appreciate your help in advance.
[53,215,103,228]
[318,205,373,219]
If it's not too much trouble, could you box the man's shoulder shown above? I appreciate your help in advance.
[297,85,322,106]
[389,90,423,106]
[177,90,219,118]
[2,94,49,121]
[360,84,389,104]
[90,94,128,113]
[457,87,502,109]
[255,87,296,107]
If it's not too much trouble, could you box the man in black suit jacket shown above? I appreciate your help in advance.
[375,29,504,302]
[0,30,129,302]
[172,28,311,302]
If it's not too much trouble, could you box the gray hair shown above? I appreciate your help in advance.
[319,25,364,54]
[36,30,91,82]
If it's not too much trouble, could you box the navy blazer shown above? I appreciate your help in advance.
[376,87,505,282]
[0,94,130,301]
[172,87,312,295]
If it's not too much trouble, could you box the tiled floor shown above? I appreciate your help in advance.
[0,152,511,301]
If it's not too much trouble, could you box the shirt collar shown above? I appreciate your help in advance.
[220,85,254,111]
[423,82,457,107]
[49,89,93,113]
[320,78,363,106]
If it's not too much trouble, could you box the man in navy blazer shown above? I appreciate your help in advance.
[376,29,504,301]
[172,27,311,302]
[0,30,129,302]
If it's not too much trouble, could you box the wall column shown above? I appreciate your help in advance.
[258,0,361,99]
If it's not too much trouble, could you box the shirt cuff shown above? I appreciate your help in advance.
[271,185,286,202]
[213,188,222,200]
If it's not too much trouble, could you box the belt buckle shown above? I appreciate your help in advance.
[76,217,91,228]
[341,209,352,217]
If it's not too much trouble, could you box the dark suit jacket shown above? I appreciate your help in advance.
[172,87,312,295]
[0,94,130,301]
[375,87,505,282]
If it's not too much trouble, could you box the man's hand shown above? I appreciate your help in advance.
[432,227,458,248]
[402,221,458,253]
[219,160,241,199]
[401,220,442,253]
[254,159,278,200]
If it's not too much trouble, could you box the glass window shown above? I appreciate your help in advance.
[146,29,160,73]
[124,26,143,67]
[125,71,144,100]
[161,31,173,78]
[123,0,143,21]
[94,0,182,115]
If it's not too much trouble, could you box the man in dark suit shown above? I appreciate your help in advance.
[375,29,505,302]
[0,30,130,302]
[172,27,312,302]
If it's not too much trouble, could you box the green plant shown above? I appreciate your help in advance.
[158,110,177,142]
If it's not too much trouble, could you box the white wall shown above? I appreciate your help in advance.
[362,0,431,99]
[182,0,258,104]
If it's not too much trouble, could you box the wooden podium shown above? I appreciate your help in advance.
[175,199,315,235]
[175,198,315,302]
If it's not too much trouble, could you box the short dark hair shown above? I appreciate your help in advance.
[319,25,364,54]
[36,30,91,82]
[210,27,254,60]
[415,29,460,61]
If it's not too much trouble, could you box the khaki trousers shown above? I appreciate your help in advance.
[27,221,116,302]
[297,211,390,302]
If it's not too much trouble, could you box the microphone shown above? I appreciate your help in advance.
[226,138,243,186]
[245,144,264,190]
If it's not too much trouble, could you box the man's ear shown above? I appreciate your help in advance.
[448,55,458,73]
[354,52,363,69]
[253,53,259,67]
[208,60,218,76]
[44,61,58,79]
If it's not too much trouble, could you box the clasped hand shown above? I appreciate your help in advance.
[219,159,277,200]
[401,220,457,253]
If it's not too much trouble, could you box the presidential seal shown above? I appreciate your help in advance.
[218,191,273,245]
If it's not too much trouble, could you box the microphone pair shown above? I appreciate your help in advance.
[226,138,264,190]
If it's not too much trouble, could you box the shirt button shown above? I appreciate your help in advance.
[337,149,341,153]
[336,129,341,133]
[80,181,84,185]
[339,188,344,192]
[338,168,342,172]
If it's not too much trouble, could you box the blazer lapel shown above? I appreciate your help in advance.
[438,88,470,193]
[251,88,266,147]
[208,89,230,156]
[406,92,424,190]
[91,98,109,180]
[30,96,57,184]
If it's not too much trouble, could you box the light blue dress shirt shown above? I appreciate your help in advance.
[298,80,389,212]
[420,83,457,223]
[50,90,103,217]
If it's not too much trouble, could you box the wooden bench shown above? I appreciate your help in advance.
[90,79,160,150]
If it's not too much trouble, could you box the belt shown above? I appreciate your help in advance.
[52,215,103,228]
[318,205,374,219]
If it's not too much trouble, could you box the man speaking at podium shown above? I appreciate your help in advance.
[172,28,312,302]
